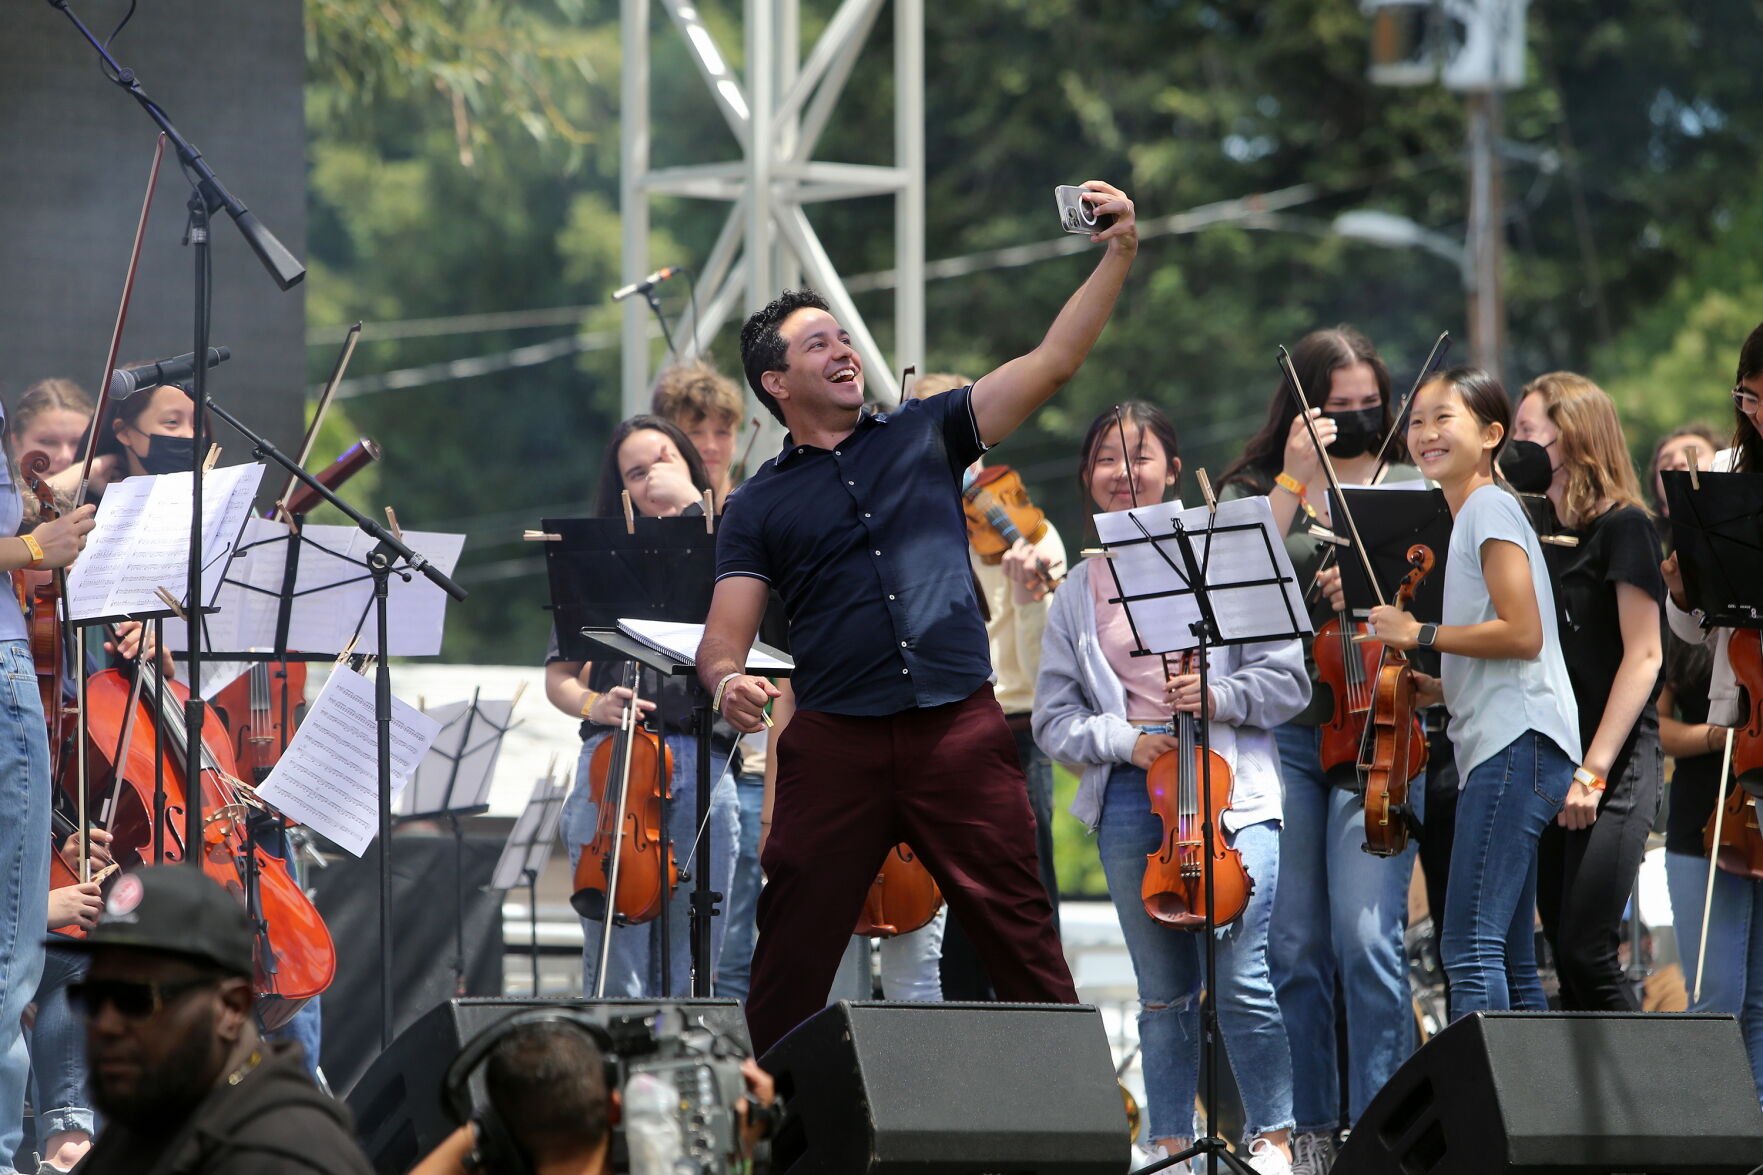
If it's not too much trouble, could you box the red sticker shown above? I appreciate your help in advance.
[107,873,144,916]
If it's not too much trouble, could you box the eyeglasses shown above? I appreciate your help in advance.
[1734,386,1760,414]
[68,976,216,1020]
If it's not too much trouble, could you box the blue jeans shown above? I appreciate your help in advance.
[1268,722,1418,1133]
[1441,730,1571,1017]
[564,734,740,997]
[0,640,51,1174]
[1097,760,1294,1142]
[30,944,93,1141]
[1665,850,1763,1106]
[831,907,948,1002]
[715,772,766,1003]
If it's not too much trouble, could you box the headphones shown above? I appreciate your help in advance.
[442,1009,621,1175]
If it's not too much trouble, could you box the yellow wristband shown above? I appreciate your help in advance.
[20,534,44,570]
[1275,472,1307,499]
[1572,766,1607,792]
[579,690,601,721]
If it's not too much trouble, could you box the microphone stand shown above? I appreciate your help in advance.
[46,0,306,873]
[172,385,467,1049]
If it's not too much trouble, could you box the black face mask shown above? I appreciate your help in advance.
[1323,406,1384,459]
[140,432,195,476]
[1498,439,1554,494]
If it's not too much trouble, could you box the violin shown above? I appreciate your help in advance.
[1359,545,1435,857]
[1142,650,1253,929]
[1314,616,1424,790]
[571,668,679,927]
[17,451,76,773]
[853,844,943,937]
[963,466,1061,595]
[1706,627,1763,878]
[74,660,335,1029]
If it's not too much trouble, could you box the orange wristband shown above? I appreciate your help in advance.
[20,534,44,570]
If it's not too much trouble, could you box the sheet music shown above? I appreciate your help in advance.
[616,618,793,671]
[490,773,568,891]
[258,665,442,856]
[66,463,265,622]
[1093,495,1310,653]
[163,520,464,657]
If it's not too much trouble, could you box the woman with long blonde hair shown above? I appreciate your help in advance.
[1512,372,1664,1011]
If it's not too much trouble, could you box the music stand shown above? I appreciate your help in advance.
[492,770,570,996]
[1329,485,1453,623]
[543,516,779,998]
[1098,495,1308,1175]
[1663,470,1763,630]
[398,690,520,995]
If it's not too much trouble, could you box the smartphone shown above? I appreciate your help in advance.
[1054,185,1115,235]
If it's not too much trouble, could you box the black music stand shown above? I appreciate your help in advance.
[1329,485,1453,623]
[398,690,519,995]
[542,516,791,998]
[1098,495,1308,1175]
[1664,470,1763,631]
[491,770,570,996]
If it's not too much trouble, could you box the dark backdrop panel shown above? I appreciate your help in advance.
[0,0,305,457]
[311,835,507,1094]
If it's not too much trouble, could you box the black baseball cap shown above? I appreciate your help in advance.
[55,864,255,978]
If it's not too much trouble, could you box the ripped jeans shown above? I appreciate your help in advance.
[1097,760,1294,1142]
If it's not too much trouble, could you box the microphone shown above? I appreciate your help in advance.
[109,348,232,399]
[610,267,680,302]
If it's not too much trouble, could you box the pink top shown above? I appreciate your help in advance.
[1090,560,1171,724]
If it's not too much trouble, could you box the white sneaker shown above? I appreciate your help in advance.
[1135,1144,1190,1174]
[1246,1138,1294,1175]
[1289,1131,1337,1175]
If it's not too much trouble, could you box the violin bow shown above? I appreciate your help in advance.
[68,134,168,876]
[275,322,362,521]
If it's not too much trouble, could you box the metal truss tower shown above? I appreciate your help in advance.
[619,0,925,419]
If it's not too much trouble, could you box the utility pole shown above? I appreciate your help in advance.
[1464,87,1506,384]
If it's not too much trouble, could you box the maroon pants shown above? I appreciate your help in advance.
[745,684,1077,1055]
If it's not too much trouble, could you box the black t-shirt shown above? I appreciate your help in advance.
[1664,635,1720,857]
[1556,504,1666,753]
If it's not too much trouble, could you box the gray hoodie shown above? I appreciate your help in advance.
[1033,558,1310,833]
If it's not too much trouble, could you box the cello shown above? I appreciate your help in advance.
[75,658,336,1028]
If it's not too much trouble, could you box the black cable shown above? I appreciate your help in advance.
[97,0,138,80]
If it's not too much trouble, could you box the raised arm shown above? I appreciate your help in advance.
[697,575,782,732]
[969,181,1138,446]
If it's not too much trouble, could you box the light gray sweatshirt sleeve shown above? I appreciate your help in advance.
[1207,634,1311,731]
[1033,565,1142,769]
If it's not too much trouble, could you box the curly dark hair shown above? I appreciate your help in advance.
[740,289,830,426]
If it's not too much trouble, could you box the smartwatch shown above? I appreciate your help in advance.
[1416,623,1438,649]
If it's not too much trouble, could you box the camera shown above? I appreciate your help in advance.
[1055,184,1115,235]
[609,1009,756,1175]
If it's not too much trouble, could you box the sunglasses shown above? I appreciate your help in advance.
[1734,386,1760,414]
[68,976,216,1020]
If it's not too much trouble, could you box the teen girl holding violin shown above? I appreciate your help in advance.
[1510,373,1664,1012]
[1368,368,1580,1017]
[544,415,740,998]
[1217,327,1422,1171]
[1036,402,1307,1174]
[1659,321,1763,1104]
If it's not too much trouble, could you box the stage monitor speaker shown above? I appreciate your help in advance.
[345,997,749,1175]
[760,1000,1131,1174]
[1336,1011,1763,1174]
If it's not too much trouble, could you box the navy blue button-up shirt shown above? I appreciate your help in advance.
[715,387,993,716]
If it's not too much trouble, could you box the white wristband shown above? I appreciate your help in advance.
[711,672,742,712]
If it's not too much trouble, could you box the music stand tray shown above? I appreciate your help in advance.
[1329,485,1453,623]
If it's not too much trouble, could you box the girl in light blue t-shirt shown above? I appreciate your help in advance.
[1369,368,1580,1018]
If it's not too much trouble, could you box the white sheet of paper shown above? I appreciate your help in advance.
[615,618,793,672]
[490,774,568,891]
[161,520,463,657]
[258,665,442,856]
[1092,495,1311,654]
[66,464,266,622]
